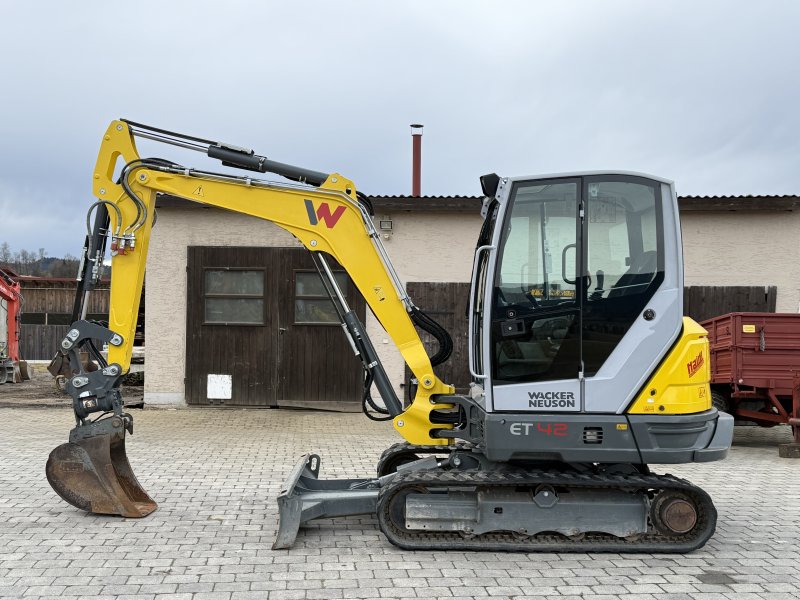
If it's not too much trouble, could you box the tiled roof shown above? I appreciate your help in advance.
[373,194,800,213]
[678,195,800,211]
[680,194,799,199]
[370,195,481,212]
[156,193,800,213]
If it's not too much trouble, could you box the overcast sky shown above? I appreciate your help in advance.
[1,1,798,257]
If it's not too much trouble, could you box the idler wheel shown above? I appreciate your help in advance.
[652,492,698,535]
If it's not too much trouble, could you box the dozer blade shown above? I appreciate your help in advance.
[45,416,157,518]
[273,454,380,549]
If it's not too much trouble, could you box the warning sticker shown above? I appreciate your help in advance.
[742,324,756,333]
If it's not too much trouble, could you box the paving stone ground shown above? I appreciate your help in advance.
[1,405,798,600]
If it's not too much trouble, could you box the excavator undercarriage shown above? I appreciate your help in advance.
[275,443,718,552]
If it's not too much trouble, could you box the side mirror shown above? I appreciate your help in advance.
[480,173,500,198]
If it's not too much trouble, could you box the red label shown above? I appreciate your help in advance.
[315,203,346,228]
[305,199,346,228]
[536,423,569,437]
[687,350,705,378]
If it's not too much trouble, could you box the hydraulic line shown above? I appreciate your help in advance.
[85,336,108,369]
[356,190,375,216]
[362,369,393,421]
[86,200,122,240]
[309,251,396,421]
[409,306,453,367]
[119,161,145,236]
[119,158,182,235]
[83,200,119,287]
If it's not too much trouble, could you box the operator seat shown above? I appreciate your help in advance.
[608,250,657,297]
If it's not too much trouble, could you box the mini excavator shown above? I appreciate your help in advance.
[45,119,733,552]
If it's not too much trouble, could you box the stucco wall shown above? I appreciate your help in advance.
[144,206,298,406]
[146,205,800,407]
[144,205,483,406]
[680,211,800,313]
[365,211,483,398]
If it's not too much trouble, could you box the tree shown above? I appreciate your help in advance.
[0,244,81,278]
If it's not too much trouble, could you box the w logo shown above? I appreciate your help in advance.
[304,199,346,228]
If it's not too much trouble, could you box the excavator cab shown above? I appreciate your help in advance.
[476,174,678,417]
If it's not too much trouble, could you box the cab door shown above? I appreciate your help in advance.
[487,178,584,412]
[483,173,682,415]
[580,175,682,413]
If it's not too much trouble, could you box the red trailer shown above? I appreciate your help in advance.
[702,312,800,449]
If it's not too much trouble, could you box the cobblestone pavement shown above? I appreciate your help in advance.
[1,406,798,600]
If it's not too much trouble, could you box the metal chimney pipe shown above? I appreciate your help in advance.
[411,124,423,197]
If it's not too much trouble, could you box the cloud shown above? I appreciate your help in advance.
[1,1,798,255]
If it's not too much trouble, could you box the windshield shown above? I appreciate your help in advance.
[495,181,578,313]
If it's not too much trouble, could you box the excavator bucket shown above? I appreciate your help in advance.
[18,360,30,381]
[45,416,157,518]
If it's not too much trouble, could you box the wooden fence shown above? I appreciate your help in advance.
[17,279,145,360]
[20,325,69,360]
[683,286,777,323]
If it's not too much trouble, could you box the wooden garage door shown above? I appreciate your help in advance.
[186,246,365,409]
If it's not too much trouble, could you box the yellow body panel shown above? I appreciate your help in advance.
[95,121,452,445]
[94,122,157,372]
[627,317,712,415]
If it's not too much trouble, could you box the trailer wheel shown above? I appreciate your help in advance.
[711,390,729,413]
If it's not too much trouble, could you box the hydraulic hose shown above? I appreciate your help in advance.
[410,306,453,367]
[120,158,181,234]
[362,369,393,421]
[86,201,122,239]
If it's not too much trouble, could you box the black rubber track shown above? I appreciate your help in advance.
[376,468,716,553]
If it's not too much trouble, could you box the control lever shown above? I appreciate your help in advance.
[590,269,605,301]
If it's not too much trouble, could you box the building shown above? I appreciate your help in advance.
[141,191,797,410]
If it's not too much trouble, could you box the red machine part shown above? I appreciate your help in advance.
[702,312,800,443]
[0,268,23,383]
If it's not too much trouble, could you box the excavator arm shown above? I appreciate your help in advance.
[46,119,456,519]
[99,119,454,434]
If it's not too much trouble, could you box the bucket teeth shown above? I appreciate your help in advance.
[45,417,156,518]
